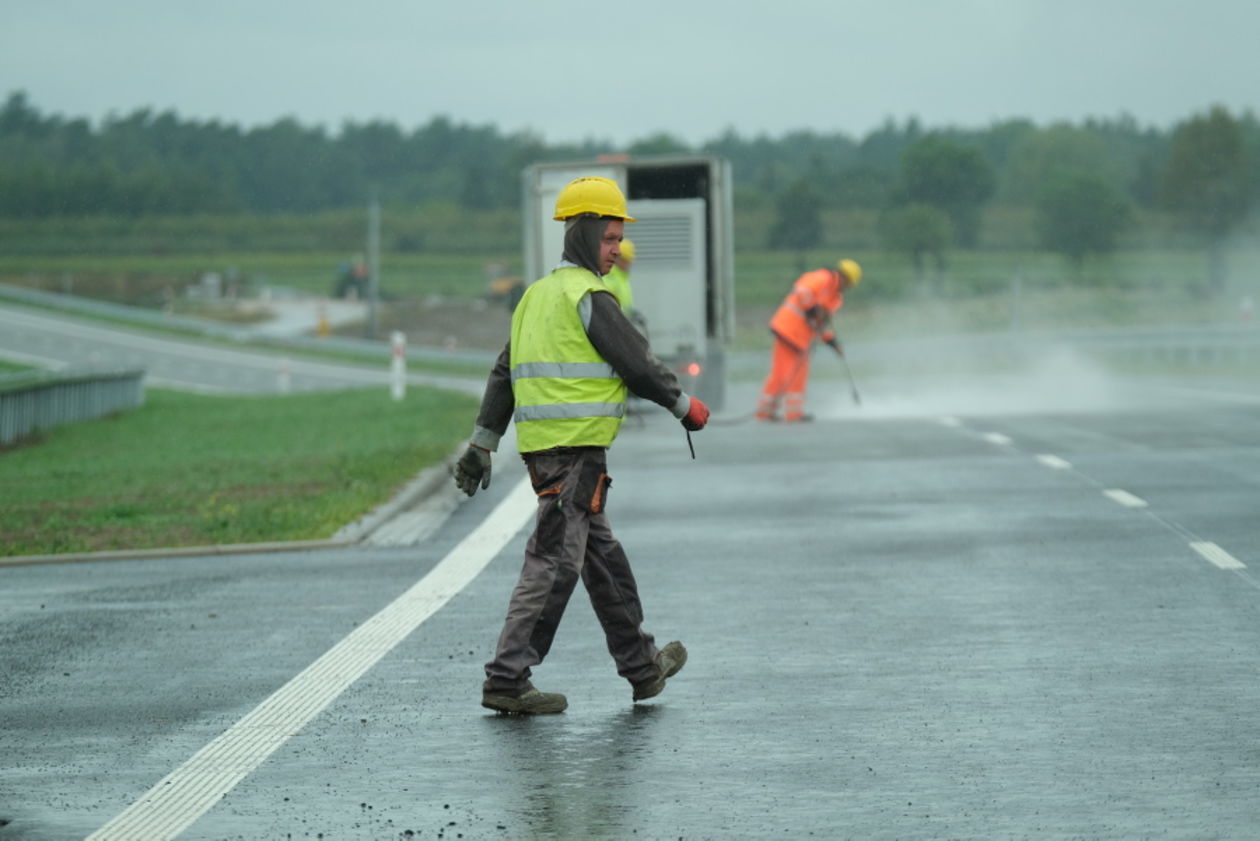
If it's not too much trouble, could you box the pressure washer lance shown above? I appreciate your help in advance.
[686,429,695,459]
[826,337,862,406]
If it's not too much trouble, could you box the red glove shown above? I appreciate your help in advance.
[681,397,710,431]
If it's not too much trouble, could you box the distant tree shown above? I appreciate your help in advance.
[1084,114,1170,209]
[1161,105,1255,292]
[858,117,924,172]
[999,124,1130,206]
[0,90,48,138]
[768,178,822,254]
[897,135,995,247]
[627,132,692,156]
[1034,172,1131,276]
[877,203,953,287]
[815,163,891,208]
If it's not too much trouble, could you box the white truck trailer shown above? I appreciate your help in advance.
[521,155,735,410]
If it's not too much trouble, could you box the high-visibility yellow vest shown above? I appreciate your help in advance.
[603,265,634,310]
[510,267,628,452]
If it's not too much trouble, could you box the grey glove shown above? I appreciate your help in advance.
[453,445,492,496]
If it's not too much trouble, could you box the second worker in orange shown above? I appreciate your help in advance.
[756,258,862,422]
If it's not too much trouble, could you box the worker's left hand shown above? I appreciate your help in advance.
[681,396,710,431]
[453,445,492,496]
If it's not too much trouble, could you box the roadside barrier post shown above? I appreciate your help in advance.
[317,299,332,338]
[390,331,406,401]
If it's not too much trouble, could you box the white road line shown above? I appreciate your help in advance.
[983,432,1012,446]
[1103,489,1149,508]
[1036,454,1072,470]
[1190,541,1247,570]
[86,477,537,841]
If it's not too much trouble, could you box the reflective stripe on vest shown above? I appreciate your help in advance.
[512,361,617,381]
[514,401,626,422]
[510,267,628,452]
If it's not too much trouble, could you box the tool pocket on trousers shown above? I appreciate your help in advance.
[574,458,611,514]
[527,459,564,499]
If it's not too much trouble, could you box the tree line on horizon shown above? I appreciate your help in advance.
[1,90,1257,284]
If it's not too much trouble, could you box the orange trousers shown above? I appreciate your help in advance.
[757,335,811,421]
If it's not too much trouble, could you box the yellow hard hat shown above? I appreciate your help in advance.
[620,238,636,261]
[553,176,636,222]
[837,258,862,286]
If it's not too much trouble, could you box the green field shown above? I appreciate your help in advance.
[1,386,478,558]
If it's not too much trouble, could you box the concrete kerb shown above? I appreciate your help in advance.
[330,457,457,544]
[0,452,462,569]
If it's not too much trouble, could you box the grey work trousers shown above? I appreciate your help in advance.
[483,446,660,693]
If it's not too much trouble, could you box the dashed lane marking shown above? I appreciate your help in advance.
[1036,454,1073,470]
[1103,489,1149,508]
[942,420,1253,579]
[1190,541,1247,570]
[86,477,537,841]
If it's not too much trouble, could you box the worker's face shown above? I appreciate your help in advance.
[600,219,624,275]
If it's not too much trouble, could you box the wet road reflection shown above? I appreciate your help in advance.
[479,706,663,838]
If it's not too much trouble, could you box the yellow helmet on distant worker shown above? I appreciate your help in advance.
[837,258,862,286]
[553,176,637,222]
[620,238,636,261]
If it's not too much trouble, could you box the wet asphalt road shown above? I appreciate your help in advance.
[3,373,1260,840]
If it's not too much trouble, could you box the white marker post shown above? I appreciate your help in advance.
[390,331,406,401]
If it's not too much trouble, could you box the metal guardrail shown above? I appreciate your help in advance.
[0,367,145,446]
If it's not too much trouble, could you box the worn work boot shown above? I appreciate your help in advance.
[481,682,568,715]
[632,641,688,702]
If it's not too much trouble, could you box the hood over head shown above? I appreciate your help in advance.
[561,215,610,277]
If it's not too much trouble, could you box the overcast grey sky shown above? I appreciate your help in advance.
[2,0,1257,145]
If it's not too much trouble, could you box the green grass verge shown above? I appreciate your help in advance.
[0,385,479,557]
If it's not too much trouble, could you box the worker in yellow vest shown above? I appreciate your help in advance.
[453,175,710,715]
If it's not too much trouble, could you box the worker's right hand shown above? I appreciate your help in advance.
[453,445,492,496]
[681,396,710,431]
[825,337,844,356]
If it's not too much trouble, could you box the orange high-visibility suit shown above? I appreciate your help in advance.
[757,268,844,422]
